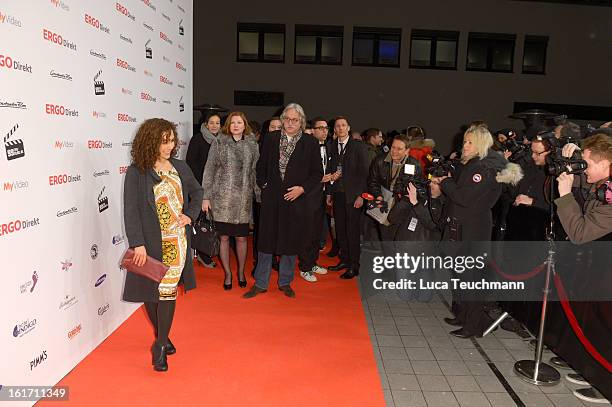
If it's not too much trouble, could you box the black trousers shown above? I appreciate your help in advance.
[299,196,326,272]
[333,192,362,270]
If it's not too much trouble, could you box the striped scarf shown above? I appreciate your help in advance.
[279,131,302,180]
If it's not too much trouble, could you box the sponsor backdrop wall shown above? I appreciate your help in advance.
[0,0,192,399]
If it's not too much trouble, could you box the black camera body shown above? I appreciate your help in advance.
[537,131,588,177]
[426,151,456,178]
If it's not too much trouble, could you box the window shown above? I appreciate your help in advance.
[237,23,285,63]
[352,27,401,67]
[466,33,516,73]
[523,35,548,74]
[409,30,459,69]
[295,25,343,65]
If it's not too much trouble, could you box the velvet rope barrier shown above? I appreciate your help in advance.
[489,260,546,281]
[553,273,612,373]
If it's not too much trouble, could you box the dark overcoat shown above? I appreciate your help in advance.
[122,158,203,303]
[256,131,323,255]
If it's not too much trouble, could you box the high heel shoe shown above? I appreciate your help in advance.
[223,272,232,290]
[151,342,168,372]
[238,278,247,288]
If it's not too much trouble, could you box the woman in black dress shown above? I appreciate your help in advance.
[202,112,259,289]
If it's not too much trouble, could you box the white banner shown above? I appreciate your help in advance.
[0,0,192,402]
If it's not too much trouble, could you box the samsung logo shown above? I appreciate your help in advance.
[94,274,106,287]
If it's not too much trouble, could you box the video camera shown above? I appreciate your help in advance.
[536,131,587,177]
[426,151,456,178]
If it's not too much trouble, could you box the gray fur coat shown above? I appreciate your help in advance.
[202,133,259,224]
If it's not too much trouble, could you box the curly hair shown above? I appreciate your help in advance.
[131,118,178,171]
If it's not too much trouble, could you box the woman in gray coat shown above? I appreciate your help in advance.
[202,112,259,290]
[123,118,203,372]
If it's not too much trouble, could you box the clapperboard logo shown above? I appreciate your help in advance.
[98,186,109,213]
[145,39,152,59]
[4,124,25,161]
[94,70,105,95]
[179,19,184,36]
[179,96,184,112]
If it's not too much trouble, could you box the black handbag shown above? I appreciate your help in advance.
[192,210,220,257]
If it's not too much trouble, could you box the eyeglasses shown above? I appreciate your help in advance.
[282,118,300,124]
[532,150,548,156]
[314,126,329,130]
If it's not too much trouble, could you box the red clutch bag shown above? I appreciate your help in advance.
[121,248,169,283]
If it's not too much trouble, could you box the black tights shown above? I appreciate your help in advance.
[144,300,176,346]
[219,235,248,284]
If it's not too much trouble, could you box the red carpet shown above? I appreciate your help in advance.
[47,243,385,406]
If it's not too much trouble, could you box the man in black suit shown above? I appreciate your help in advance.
[298,117,333,282]
[327,116,370,279]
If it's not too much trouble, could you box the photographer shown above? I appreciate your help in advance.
[555,133,612,243]
[367,134,422,241]
[552,132,612,403]
[504,138,551,241]
[431,125,523,338]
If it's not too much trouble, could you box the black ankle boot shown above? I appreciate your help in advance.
[151,342,168,372]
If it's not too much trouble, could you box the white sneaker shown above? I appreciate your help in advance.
[566,373,589,386]
[573,387,610,404]
[300,271,317,282]
[312,265,327,275]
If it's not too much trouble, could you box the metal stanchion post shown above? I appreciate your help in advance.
[513,242,560,385]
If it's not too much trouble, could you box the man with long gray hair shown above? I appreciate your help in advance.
[244,103,323,298]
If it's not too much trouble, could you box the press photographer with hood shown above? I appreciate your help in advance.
[431,124,523,338]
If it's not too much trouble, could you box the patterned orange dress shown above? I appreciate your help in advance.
[154,167,187,301]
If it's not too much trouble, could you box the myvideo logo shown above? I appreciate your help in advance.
[50,0,70,12]
[85,13,110,34]
[0,54,33,74]
[48,173,82,186]
[50,69,72,81]
[45,104,79,117]
[3,179,29,192]
[1,217,40,237]
[54,140,74,149]
[0,11,23,28]
[43,28,77,51]
[93,111,107,119]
